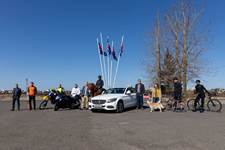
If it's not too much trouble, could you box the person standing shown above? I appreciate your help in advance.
[71,84,81,98]
[27,82,37,110]
[11,84,22,111]
[81,82,91,110]
[135,79,145,109]
[151,83,162,103]
[173,77,183,110]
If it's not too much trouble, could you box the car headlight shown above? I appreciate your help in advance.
[107,98,117,103]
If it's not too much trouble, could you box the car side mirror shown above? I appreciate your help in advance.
[126,90,131,95]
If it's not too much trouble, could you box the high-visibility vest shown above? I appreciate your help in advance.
[28,86,36,96]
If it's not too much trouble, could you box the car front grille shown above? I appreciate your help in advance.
[92,100,106,104]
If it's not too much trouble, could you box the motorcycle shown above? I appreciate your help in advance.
[39,90,57,110]
[54,94,80,111]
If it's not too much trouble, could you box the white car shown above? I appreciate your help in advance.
[89,87,137,113]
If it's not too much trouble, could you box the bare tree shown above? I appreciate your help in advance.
[145,12,162,87]
[154,13,162,85]
[161,48,176,91]
[164,0,207,94]
[146,0,208,94]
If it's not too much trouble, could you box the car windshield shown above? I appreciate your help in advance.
[104,88,126,94]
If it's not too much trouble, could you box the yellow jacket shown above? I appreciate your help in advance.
[151,88,161,98]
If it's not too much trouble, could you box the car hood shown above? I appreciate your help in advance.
[91,94,123,100]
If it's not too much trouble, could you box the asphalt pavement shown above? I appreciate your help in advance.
[0,101,225,150]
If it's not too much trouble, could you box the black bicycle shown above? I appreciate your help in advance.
[165,97,186,112]
[187,96,222,112]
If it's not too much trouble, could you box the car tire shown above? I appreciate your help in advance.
[116,101,124,113]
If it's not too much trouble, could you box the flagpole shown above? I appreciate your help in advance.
[107,37,110,88]
[110,41,113,88]
[113,36,124,88]
[96,38,104,83]
[100,33,108,89]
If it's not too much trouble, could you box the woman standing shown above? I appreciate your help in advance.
[149,83,161,103]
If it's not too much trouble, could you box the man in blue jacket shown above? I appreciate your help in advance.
[11,84,22,111]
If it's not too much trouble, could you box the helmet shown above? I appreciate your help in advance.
[195,80,201,83]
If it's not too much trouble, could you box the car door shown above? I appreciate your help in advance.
[129,87,137,107]
[123,88,135,108]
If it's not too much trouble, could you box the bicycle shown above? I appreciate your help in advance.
[187,96,222,112]
[164,97,187,112]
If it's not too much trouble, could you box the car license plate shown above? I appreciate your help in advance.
[94,104,102,109]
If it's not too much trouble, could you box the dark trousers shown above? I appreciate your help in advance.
[174,93,182,101]
[29,96,36,110]
[136,93,143,109]
[194,94,205,109]
[12,97,20,110]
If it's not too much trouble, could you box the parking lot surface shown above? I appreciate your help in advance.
[0,101,225,150]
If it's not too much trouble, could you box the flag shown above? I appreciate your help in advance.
[119,39,124,56]
[111,45,117,61]
[98,42,103,55]
[106,39,111,55]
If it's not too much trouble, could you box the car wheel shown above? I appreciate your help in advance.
[116,101,124,113]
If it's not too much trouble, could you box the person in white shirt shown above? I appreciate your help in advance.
[71,84,81,98]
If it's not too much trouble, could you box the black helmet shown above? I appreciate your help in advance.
[98,75,102,79]
[195,80,201,83]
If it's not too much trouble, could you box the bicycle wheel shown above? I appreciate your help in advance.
[207,99,222,112]
[165,99,173,111]
[187,99,196,111]
[39,100,48,110]
[178,101,187,112]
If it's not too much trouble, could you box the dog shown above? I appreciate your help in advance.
[147,101,164,112]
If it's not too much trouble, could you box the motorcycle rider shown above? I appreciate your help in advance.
[71,84,81,99]
[57,84,65,95]
[193,80,211,113]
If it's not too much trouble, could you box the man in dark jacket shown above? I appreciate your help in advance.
[11,84,22,111]
[96,75,104,89]
[173,77,182,110]
[135,79,145,109]
[194,80,211,113]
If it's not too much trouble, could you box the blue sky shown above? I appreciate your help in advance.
[0,0,224,90]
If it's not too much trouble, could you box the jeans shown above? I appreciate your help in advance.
[12,97,20,110]
[29,96,36,110]
[136,93,143,109]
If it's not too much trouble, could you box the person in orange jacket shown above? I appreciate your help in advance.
[27,82,37,110]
